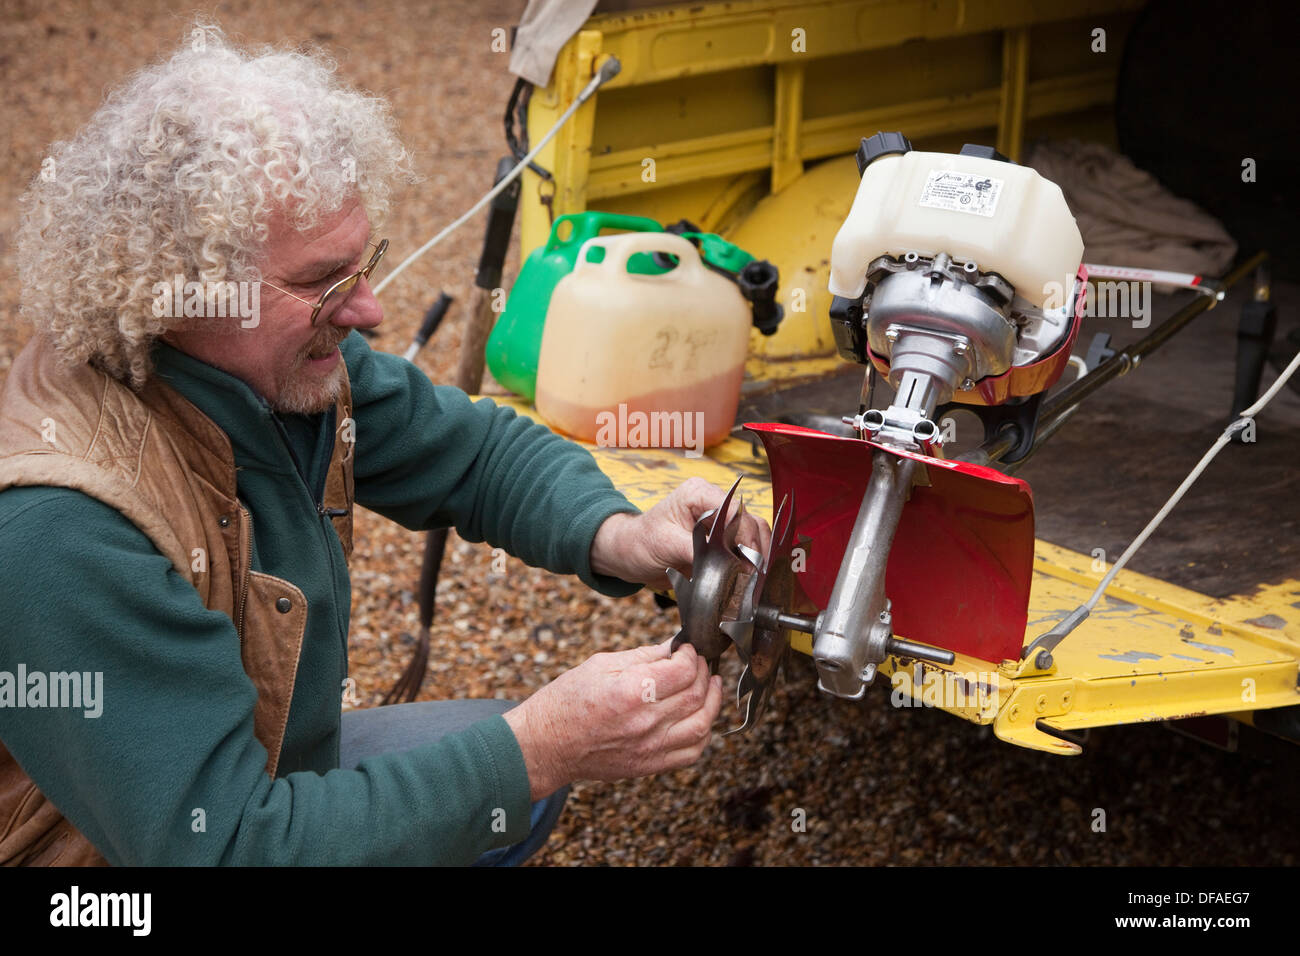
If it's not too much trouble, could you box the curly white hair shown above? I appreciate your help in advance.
[17,22,414,387]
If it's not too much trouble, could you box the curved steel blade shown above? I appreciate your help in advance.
[727,491,798,733]
[706,476,743,544]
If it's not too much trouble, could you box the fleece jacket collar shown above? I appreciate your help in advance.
[149,340,337,495]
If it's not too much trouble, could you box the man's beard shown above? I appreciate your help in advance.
[271,329,348,414]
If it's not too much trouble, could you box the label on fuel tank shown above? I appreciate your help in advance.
[918,170,1003,217]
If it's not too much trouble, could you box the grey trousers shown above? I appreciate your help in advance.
[339,698,570,866]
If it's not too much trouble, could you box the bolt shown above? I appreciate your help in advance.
[885,327,900,343]
[952,341,969,356]
[1035,693,1048,713]
[960,378,975,391]
[1035,650,1053,670]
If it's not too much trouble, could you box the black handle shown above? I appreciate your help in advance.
[414,292,454,350]
[475,156,523,291]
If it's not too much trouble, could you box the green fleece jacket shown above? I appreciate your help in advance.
[0,331,641,865]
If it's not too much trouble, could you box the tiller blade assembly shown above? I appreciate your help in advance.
[720,490,797,733]
[667,478,801,734]
[666,476,752,669]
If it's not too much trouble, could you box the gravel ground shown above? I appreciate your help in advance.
[2,0,1297,867]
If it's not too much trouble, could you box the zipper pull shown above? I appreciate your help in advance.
[319,506,349,518]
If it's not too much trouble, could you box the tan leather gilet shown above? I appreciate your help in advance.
[0,334,354,865]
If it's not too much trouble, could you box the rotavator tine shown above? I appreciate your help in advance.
[692,509,713,554]
[771,492,794,557]
[724,666,766,736]
[736,663,757,705]
[706,476,743,544]
[720,495,745,553]
[666,567,693,655]
[721,489,798,735]
[665,566,688,594]
[736,543,762,569]
[739,684,768,734]
[666,566,692,613]
[720,617,754,661]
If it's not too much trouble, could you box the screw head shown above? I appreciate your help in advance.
[953,341,969,355]
[885,327,900,342]
[960,378,975,390]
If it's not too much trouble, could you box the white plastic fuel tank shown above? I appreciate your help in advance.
[828,150,1083,310]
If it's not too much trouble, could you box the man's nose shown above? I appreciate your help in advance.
[332,275,383,331]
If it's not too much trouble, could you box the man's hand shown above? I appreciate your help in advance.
[590,477,772,590]
[502,639,722,800]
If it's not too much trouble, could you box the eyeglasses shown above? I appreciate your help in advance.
[262,238,388,327]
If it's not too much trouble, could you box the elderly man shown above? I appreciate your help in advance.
[0,26,764,865]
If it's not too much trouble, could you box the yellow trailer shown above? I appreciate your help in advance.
[488,0,1300,754]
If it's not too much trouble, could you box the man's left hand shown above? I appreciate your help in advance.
[589,477,772,590]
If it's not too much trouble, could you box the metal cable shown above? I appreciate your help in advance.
[373,58,620,297]
[1028,343,1300,658]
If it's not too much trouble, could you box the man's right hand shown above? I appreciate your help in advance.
[503,639,723,800]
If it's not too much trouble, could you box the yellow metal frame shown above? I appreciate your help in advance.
[517,0,1141,386]
[520,0,1141,245]
[489,0,1300,753]
[482,401,1300,755]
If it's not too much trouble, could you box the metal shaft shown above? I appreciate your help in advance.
[1041,251,1266,423]
[812,449,919,698]
[960,252,1268,468]
[886,636,956,665]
